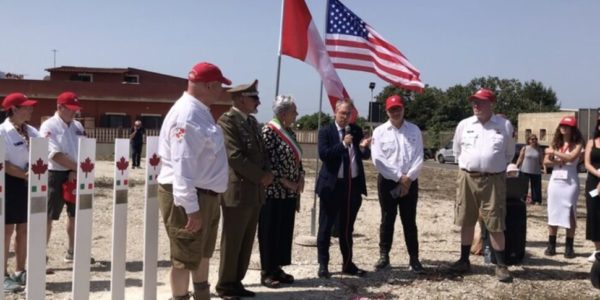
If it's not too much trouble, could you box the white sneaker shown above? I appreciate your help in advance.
[588,251,599,262]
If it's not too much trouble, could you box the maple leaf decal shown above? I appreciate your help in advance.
[31,158,48,180]
[149,153,161,170]
[80,157,95,179]
[116,156,129,175]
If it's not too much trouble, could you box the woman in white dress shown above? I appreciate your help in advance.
[543,116,584,258]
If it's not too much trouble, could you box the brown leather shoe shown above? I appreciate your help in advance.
[495,265,513,283]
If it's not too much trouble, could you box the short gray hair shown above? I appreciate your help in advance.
[335,99,354,111]
[273,95,296,115]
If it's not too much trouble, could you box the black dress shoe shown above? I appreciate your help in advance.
[409,260,426,274]
[235,286,255,297]
[374,254,390,271]
[275,269,294,284]
[318,265,331,278]
[342,265,367,277]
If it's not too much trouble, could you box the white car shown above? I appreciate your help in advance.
[436,141,456,164]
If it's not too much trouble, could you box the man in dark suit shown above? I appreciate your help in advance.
[216,79,274,298]
[316,99,372,278]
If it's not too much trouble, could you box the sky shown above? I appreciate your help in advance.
[2,0,599,123]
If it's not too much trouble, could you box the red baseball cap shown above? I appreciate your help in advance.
[468,88,496,102]
[2,92,38,110]
[385,95,404,110]
[559,116,577,127]
[57,91,82,111]
[188,62,231,85]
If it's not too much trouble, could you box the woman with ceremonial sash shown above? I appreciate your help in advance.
[258,95,304,288]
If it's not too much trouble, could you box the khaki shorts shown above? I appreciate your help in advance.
[454,170,506,232]
[158,184,220,270]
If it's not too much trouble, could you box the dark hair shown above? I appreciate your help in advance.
[551,124,584,149]
[595,118,600,139]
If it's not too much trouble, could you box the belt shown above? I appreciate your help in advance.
[461,169,503,177]
[197,188,219,196]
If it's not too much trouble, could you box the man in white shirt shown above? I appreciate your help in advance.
[449,88,515,283]
[371,95,424,274]
[39,91,86,265]
[157,62,230,300]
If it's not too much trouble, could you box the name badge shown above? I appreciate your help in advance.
[553,169,568,180]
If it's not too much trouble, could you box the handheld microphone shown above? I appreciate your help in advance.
[344,125,351,135]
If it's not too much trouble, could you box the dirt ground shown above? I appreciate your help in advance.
[4,158,599,299]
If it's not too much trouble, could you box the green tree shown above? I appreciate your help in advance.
[373,76,560,130]
[295,112,332,130]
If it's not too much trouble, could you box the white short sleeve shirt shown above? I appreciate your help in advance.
[453,115,515,173]
[371,120,424,182]
[157,92,229,214]
[0,119,40,170]
[39,112,86,171]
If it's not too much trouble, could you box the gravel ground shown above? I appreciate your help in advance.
[4,159,599,299]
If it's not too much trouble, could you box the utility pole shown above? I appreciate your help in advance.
[51,49,57,67]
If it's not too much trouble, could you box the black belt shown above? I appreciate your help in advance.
[461,169,503,177]
[197,188,219,196]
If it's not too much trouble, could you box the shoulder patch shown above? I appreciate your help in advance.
[172,127,186,141]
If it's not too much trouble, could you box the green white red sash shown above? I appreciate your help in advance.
[267,118,303,163]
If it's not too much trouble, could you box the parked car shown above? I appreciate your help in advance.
[424,148,437,160]
[435,141,456,164]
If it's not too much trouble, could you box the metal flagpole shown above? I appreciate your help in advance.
[295,0,328,247]
[275,0,286,97]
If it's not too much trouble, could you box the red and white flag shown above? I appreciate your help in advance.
[325,0,424,92]
[280,0,355,117]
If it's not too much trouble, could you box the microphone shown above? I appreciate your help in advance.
[344,125,352,147]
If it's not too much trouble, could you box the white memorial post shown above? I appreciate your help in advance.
[0,139,5,300]
[26,137,49,300]
[71,138,96,299]
[110,139,130,300]
[142,136,161,300]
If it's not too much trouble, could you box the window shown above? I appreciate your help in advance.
[140,114,163,130]
[539,129,547,141]
[100,113,130,128]
[123,74,139,84]
[525,129,532,140]
[69,73,93,82]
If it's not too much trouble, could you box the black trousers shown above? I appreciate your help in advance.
[520,172,542,204]
[258,196,297,274]
[317,177,362,268]
[131,143,142,167]
[377,175,419,260]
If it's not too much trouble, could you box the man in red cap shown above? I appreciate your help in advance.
[39,91,89,270]
[370,94,425,274]
[449,88,515,283]
[157,61,230,300]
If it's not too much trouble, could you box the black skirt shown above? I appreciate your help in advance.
[5,174,28,224]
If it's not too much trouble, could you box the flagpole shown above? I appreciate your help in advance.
[275,0,286,97]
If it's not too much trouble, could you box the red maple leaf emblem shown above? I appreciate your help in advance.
[31,158,48,180]
[116,156,129,175]
[174,128,185,139]
[80,157,95,178]
[149,153,161,170]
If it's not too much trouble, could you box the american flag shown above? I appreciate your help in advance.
[325,0,424,92]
